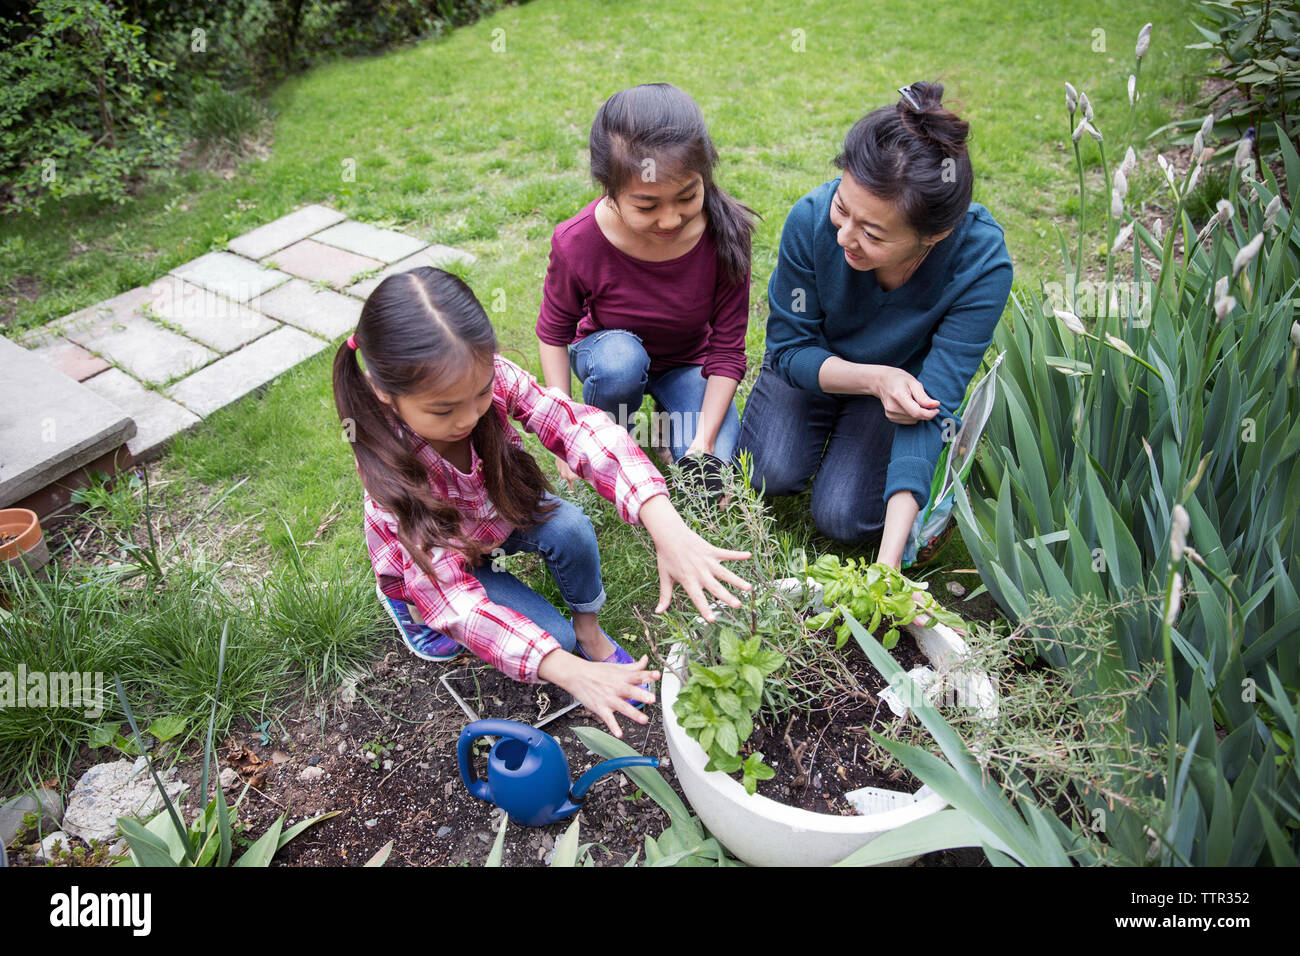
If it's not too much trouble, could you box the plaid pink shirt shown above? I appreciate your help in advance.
[362,355,667,682]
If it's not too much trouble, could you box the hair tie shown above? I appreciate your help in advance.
[347,333,358,351]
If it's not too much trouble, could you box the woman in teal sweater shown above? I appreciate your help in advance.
[738,81,1013,568]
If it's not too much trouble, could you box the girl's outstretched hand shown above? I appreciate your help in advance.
[639,494,752,621]
[538,650,659,738]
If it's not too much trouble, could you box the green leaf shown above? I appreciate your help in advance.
[117,816,179,868]
[485,818,507,867]
[146,715,187,742]
[833,810,988,866]
[572,726,701,840]
[233,814,285,867]
[551,817,582,867]
[276,810,340,851]
[88,722,121,749]
[715,720,740,757]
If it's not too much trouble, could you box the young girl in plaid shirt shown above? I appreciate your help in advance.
[333,267,751,736]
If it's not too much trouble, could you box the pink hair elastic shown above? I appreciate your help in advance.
[346,333,358,351]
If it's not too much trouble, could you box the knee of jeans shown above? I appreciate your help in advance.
[582,332,649,391]
[811,493,882,544]
[539,499,597,552]
[742,442,807,496]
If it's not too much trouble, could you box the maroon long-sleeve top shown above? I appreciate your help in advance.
[535,199,750,382]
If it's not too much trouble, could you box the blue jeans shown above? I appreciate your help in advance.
[569,329,742,462]
[468,494,605,653]
[737,365,894,544]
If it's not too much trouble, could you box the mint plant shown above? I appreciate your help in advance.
[672,627,784,794]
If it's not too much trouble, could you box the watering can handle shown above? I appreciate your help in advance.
[457,719,533,802]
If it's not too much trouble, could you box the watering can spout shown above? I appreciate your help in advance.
[570,756,660,803]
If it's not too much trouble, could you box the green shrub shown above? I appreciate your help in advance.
[0,0,180,214]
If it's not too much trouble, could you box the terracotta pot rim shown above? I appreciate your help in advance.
[0,508,42,562]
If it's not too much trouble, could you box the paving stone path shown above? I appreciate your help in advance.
[1,205,474,512]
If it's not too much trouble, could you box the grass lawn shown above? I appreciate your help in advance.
[1,0,1215,779]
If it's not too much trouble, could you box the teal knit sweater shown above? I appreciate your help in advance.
[764,177,1014,508]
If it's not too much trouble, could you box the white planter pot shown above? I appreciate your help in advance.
[660,578,996,867]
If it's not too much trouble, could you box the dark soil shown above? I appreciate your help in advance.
[749,631,930,814]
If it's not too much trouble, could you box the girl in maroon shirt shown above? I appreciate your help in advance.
[536,83,757,482]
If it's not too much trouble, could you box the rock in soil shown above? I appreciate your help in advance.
[63,757,185,844]
[0,788,64,846]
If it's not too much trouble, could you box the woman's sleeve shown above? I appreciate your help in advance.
[703,261,750,382]
[364,496,563,682]
[765,195,834,391]
[884,239,1014,509]
[535,232,586,347]
[494,357,667,525]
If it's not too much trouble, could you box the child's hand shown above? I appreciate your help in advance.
[554,454,582,490]
[538,650,658,738]
[639,494,752,621]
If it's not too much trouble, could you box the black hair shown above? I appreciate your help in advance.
[589,83,757,284]
[333,267,555,577]
[834,81,973,239]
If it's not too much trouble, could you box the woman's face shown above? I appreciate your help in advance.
[608,169,705,244]
[372,359,495,453]
[830,170,937,272]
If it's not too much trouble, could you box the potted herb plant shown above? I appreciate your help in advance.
[654,462,997,867]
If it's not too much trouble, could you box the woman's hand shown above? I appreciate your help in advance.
[870,367,941,425]
[538,649,658,738]
[554,454,582,490]
[639,494,752,620]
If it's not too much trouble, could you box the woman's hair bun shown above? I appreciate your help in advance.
[897,81,968,157]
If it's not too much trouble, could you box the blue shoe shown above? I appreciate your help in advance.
[576,631,648,709]
[376,583,461,661]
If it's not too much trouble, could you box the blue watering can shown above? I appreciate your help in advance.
[457,719,659,827]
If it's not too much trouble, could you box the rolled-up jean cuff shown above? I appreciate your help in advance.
[567,586,607,615]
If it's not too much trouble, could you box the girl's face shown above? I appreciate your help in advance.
[372,358,495,453]
[830,170,951,272]
[608,169,705,243]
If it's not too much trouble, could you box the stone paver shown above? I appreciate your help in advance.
[29,340,110,382]
[170,251,290,302]
[227,204,347,260]
[165,326,329,418]
[266,239,383,288]
[145,276,279,352]
[311,220,428,264]
[345,244,478,299]
[259,278,362,340]
[82,368,201,462]
[0,337,135,507]
[64,310,217,386]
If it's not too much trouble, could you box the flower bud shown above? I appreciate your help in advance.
[1198,112,1215,142]
[1065,82,1078,114]
[1087,121,1103,142]
[1214,294,1236,323]
[1264,195,1282,230]
[1234,136,1253,168]
[1106,333,1137,358]
[1216,199,1234,224]
[1136,22,1152,60]
[1170,505,1190,562]
[1164,572,1183,625]
[1153,218,1164,241]
[1111,190,1124,218]
[1186,163,1201,194]
[1128,74,1137,105]
[1072,118,1087,143]
[1079,91,1093,122]
[1192,131,1204,157]
[1291,320,1300,349]
[1122,146,1137,177]
[1232,232,1264,278]
[1054,309,1087,336]
[1112,222,1134,253]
